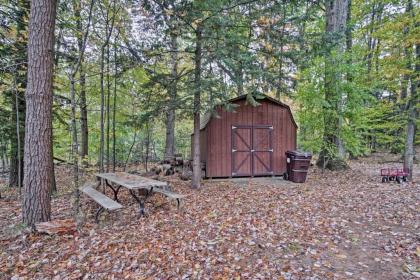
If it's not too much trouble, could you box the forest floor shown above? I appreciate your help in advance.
[0,153,419,279]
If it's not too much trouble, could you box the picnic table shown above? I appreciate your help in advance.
[82,172,185,222]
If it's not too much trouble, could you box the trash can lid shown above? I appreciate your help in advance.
[286,150,312,157]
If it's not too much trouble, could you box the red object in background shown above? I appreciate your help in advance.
[389,168,398,177]
[380,167,409,183]
[380,168,389,176]
[397,168,409,177]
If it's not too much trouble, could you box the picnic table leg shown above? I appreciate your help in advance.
[140,188,153,215]
[95,206,105,223]
[96,176,106,193]
[129,189,153,216]
[95,177,101,188]
[105,180,122,202]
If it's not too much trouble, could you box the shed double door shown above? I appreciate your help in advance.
[232,125,273,177]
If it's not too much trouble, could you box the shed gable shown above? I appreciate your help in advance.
[201,94,297,131]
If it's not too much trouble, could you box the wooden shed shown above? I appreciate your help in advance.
[192,94,297,178]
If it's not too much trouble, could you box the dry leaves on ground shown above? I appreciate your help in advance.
[0,158,419,279]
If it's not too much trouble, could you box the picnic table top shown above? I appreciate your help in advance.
[95,172,168,190]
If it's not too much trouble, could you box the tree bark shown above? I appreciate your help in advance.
[69,76,81,220]
[164,32,178,160]
[23,0,57,227]
[276,7,287,99]
[74,0,88,163]
[98,1,115,172]
[106,39,111,172]
[403,0,418,181]
[1,139,7,174]
[99,33,107,172]
[8,0,29,188]
[112,41,118,172]
[317,0,349,170]
[192,26,203,189]
[144,123,151,172]
[50,124,56,193]
[79,64,88,162]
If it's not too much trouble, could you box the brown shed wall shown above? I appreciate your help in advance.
[204,98,297,178]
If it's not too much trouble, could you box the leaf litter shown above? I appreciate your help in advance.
[0,158,419,279]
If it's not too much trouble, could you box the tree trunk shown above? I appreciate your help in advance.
[8,0,29,188]
[99,43,106,172]
[404,88,417,181]
[403,0,418,181]
[236,64,244,97]
[317,0,349,170]
[144,123,151,172]
[74,0,89,163]
[70,76,80,220]
[112,41,117,172]
[98,1,115,172]
[106,40,111,172]
[1,139,6,173]
[276,7,287,99]
[23,0,56,227]
[192,26,203,189]
[164,32,178,160]
[123,131,138,171]
[79,64,88,163]
[345,0,352,80]
[9,74,24,190]
[50,124,56,193]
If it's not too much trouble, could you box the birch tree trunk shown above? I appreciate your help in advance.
[23,0,56,227]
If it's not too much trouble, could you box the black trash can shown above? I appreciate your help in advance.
[284,151,312,183]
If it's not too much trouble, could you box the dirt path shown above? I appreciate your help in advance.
[0,158,419,279]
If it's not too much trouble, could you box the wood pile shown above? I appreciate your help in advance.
[151,154,193,180]
[35,219,76,235]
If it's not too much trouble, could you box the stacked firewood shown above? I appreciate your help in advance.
[151,154,192,180]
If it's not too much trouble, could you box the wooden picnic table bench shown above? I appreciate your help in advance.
[81,183,123,222]
[82,172,186,221]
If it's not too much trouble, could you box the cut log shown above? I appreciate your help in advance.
[36,219,76,235]
[152,164,175,176]
[180,169,192,181]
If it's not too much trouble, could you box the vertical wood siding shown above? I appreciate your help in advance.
[201,98,296,178]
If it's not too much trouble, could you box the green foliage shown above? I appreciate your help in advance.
[1,0,417,171]
[296,56,325,153]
